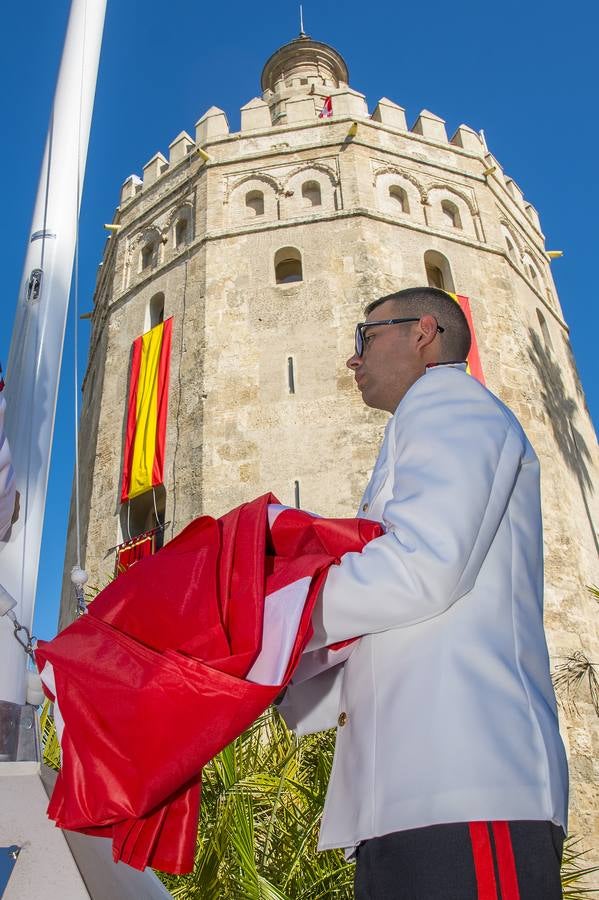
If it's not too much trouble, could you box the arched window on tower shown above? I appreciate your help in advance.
[389,185,409,213]
[148,292,165,329]
[441,199,462,229]
[302,180,322,207]
[246,190,265,217]
[424,250,455,293]
[275,247,303,284]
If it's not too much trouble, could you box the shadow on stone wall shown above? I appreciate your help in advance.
[527,327,598,556]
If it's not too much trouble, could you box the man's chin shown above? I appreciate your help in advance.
[359,387,392,413]
[360,388,380,410]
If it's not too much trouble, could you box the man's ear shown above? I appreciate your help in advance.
[417,314,439,348]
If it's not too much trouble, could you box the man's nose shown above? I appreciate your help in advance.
[347,352,360,370]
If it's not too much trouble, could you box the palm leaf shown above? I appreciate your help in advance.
[39,698,61,770]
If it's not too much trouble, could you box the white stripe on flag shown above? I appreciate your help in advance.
[39,661,65,742]
[246,576,312,685]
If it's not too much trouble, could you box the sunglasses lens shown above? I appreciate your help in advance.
[355,325,363,357]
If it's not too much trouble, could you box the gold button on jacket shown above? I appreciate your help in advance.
[337,711,348,727]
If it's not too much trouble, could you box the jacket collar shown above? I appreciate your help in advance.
[425,361,468,373]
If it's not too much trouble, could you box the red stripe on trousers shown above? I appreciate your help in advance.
[492,822,521,900]
[469,822,498,900]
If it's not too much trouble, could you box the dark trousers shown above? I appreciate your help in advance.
[354,821,564,899]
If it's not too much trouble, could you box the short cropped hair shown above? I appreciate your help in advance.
[365,287,471,361]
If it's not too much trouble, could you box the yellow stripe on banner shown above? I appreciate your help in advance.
[129,322,164,499]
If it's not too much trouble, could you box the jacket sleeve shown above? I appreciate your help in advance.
[0,396,16,541]
[276,662,344,736]
[307,376,525,650]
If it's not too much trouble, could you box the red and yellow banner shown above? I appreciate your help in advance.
[115,530,156,577]
[121,318,172,502]
[449,294,485,385]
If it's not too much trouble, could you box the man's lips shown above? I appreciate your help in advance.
[355,374,365,389]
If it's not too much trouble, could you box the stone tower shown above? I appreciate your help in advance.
[60,33,599,856]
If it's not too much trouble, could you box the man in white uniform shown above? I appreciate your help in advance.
[278,287,568,899]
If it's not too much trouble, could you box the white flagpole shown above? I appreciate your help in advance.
[0,0,107,705]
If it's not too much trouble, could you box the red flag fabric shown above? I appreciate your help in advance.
[454,294,485,385]
[319,96,333,118]
[36,495,382,874]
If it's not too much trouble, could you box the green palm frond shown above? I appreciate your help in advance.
[561,835,599,898]
[40,698,61,771]
[160,709,353,899]
[37,693,599,897]
[553,651,599,717]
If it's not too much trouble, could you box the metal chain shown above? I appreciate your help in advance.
[75,583,87,616]
[10,615,36,661]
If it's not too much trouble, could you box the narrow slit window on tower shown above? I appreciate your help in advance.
[246,190,265,217]
[294,480,301,509]
[287,356,296,394]
[302,180,322,207]
[529,264,539,287]
[275,247,303,284]
[441,200,462,229]
[505,235,517,263]
[175,217,189,248]
[389,185,409,213]
[149,292,165,328]
[536,309,553,350]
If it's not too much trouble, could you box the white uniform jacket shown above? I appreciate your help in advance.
[0,395,15,541]
[278,363,568,856]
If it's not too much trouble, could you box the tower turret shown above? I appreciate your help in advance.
[261,34,349,124]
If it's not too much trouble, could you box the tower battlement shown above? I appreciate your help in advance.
[118,89,542,249]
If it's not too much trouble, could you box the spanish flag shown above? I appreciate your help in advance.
[121,318,172,502]
[449,294,485,385]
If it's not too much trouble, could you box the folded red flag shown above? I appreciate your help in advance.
[36,494,382,874]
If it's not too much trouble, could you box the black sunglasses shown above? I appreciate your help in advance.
[354,318,444,357]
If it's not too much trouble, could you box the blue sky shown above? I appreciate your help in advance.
[1,0,597,640]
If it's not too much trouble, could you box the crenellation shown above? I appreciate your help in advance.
[450,125,483,154]
[240,97,272,132]
[168,131,195,165]
[371,97,408,131]
[412,109,448,143]
[120,174,142,204]
[524,202,542,233]
[505,176,525,206]
[142,151,169,188]
[331,86,368,119]
[195,105,229,146]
